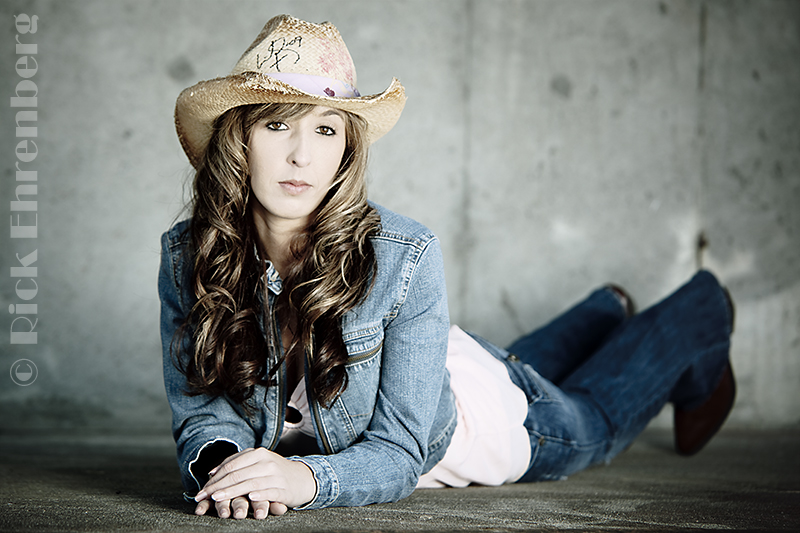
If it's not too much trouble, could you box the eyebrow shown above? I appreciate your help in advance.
[320,109,345,119]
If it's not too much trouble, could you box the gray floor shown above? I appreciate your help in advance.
[1,428,798,532]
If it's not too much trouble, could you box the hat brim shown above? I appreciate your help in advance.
[175,72,406,168]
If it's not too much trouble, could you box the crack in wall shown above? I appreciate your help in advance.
[696,1,709,271]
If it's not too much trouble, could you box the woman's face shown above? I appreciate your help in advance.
[248,105,347,232]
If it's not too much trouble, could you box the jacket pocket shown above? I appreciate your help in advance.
[339,325,384,420]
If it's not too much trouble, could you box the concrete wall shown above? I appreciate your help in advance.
[1,0,797,433]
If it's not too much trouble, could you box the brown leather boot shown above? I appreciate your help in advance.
[674,363,736,456]
[674,286,736,456]
[605,284,636,318]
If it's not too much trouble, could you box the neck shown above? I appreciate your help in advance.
[252,210,308,277]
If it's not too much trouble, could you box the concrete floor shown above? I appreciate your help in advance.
[0,428,798,532]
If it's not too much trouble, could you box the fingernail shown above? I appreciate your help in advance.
[195,491,207,501]
[235,508,245,518]
[212,491,226,501]
[255,509,266,519]
[208,467,219,476]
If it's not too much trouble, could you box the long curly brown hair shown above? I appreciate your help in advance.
[176,102,380,409]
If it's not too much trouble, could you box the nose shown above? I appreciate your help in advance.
[288,131,311,168]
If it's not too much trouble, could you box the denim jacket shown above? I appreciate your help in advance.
[159,203,457,509]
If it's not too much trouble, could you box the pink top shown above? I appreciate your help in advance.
[417,325,531,488]
[281,325,531,488]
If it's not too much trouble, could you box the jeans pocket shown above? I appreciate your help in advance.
[505,361,551,404]
[522,435,575,482]
[521,430,607,482]
[518,386,609,483]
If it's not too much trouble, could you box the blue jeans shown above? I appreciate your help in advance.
[503,270,733,482]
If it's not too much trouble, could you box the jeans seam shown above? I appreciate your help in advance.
[530,430,607,450]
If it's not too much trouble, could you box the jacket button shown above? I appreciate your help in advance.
[507,354,520,363]
[538,436,546,446]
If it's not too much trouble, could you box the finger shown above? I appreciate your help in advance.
[214,499,231,519]
[251,499,271,520]
[214,477,286,505]
[208,463,282,501]
[205,455,266,500]
[248,487,286,503]
[194,498,211,516]
[230,496,250,520]
[270,501,289,516]
[206,448,260,483]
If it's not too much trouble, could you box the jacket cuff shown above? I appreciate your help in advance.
[288,455,338,510]
[186,438,241,495]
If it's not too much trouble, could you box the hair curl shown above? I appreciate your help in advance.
[175,103,380,409]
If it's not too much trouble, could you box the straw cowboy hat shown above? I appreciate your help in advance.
[175,14,407,168]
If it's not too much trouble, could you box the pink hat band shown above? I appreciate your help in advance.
[266,72,360,98]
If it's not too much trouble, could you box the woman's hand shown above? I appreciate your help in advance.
[193,447,316,519]
[193,494,287,519]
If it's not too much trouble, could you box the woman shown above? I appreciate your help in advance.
[159,15,736,520]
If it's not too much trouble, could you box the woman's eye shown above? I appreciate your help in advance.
[317,126,336,136]
[266,122,287,131]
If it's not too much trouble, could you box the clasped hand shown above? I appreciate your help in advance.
[194,447,316,519]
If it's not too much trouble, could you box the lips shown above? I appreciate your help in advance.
[279,180,312,195]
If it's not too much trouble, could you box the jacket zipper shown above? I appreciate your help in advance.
[265,297,285,451]
[306,342,333,455]
[345,340,384,366]
[306,338,384,455]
